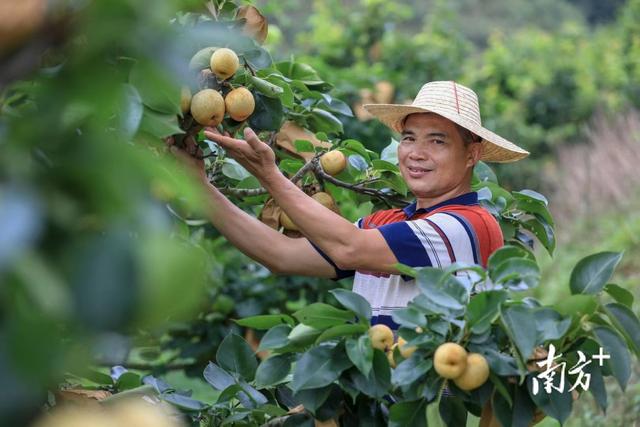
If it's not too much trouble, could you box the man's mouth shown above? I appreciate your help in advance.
[407,166,433,177]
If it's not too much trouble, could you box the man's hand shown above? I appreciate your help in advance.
[166,134,207,184]
[204,127,280,183]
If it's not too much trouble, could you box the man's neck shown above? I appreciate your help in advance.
[415,185,473,210]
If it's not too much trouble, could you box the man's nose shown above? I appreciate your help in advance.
[408,149,429,160]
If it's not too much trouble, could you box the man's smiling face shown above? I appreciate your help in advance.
[398,113,481,205]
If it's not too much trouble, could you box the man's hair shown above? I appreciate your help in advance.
[401,113,482,146]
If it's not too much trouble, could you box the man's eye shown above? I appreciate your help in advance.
[433,139,446,145]
[401,137,414,143]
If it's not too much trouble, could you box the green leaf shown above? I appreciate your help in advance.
[592,325,631,390]
[380,138,399,164]
[392,306,427,329]
[243,47,273,69]
[250,75,284,98]
[438,395,468,427]
[487,245,534,272]
[371,159,399,173]
[138,109,183,139]
[293,139,315,153]
[526,374,573,425]
[203,362,235,391]
[604,283,634,308]
[500,303,537,361]
[602,302,640,357]
[513,190,554,227]
[315,324,368,344]
[552,294,598,317]
[258,324,291,351]
[288,323,323,346]
[293,385,333,414]
[389,400,427,427]
[293,303,355,329]
[473,161,498,184]
[222,158,251,180]
[235,314,295,330]
[570,252,623,295]
[216,333,257,381]
[129,60,181,115]
[392,355,432,386]
[520,216,555,255]
[278,158,305,175]
[255,354,293,388]
[307,108,343,134]
[248,93,283,131]
[118,84,143,138]
[416,268,468,310]
[350,350,392,399]
[490,257,540,290]
[466,290,509,334]
[115,372,142,391]
[162,393,207,412]
[290,345,352,392]
[534,307,572,342]
[346,335,374,377]
[329,289,372,321]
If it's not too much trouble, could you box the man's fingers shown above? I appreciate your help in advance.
[204,130,240,151]
[243,127,262,150]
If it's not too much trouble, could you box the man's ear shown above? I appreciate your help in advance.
[467,142,483,168]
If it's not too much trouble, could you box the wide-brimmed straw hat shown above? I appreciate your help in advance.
[363,81,529,163]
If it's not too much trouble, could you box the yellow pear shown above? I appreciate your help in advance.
[225,87,255,121]
[453,353,490,391]
[190,89,225,126]
[320,150,347,176]
[180,86,192,115]
[397,337,417,359]
[433,342,468,379]
[368,324,394,351]
[210,47,239,80]
[111,399,184,427]
[311,191,339,212]
[279,210,298,231]
[31,407,115,427]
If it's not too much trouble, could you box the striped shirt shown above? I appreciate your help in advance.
[314,192,504,330]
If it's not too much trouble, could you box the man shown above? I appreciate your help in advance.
[170,81,529,329]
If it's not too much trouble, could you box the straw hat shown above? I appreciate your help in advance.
[363,81,529,163]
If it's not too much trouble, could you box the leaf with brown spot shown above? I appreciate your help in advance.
[236,5,268,44]
[276,121,332,161]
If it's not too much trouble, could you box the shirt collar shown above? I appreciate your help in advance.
[401,191,479,218]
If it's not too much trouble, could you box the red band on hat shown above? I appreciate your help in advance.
[452,81,460,114]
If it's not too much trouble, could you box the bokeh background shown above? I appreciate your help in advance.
[1,0,638,425]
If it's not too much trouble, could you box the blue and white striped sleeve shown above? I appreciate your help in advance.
[376,213,480,269]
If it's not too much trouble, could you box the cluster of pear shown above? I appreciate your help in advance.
[181,47,256,127]
[31,398,183,427]
[367,325,490,391]
[278,150,347,231]
[433,342,490,391]
[367,324,417,368]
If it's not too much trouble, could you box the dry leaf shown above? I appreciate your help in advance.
[56,389,113,404]
[0,0,47,53]
[373,81,394,104]
[258,198,282,229]
[236,5,268,45]
[275,121,332,161]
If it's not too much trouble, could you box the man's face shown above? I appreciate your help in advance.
[398,113,480,199]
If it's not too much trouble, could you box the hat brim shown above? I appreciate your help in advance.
[363,104,529,163]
